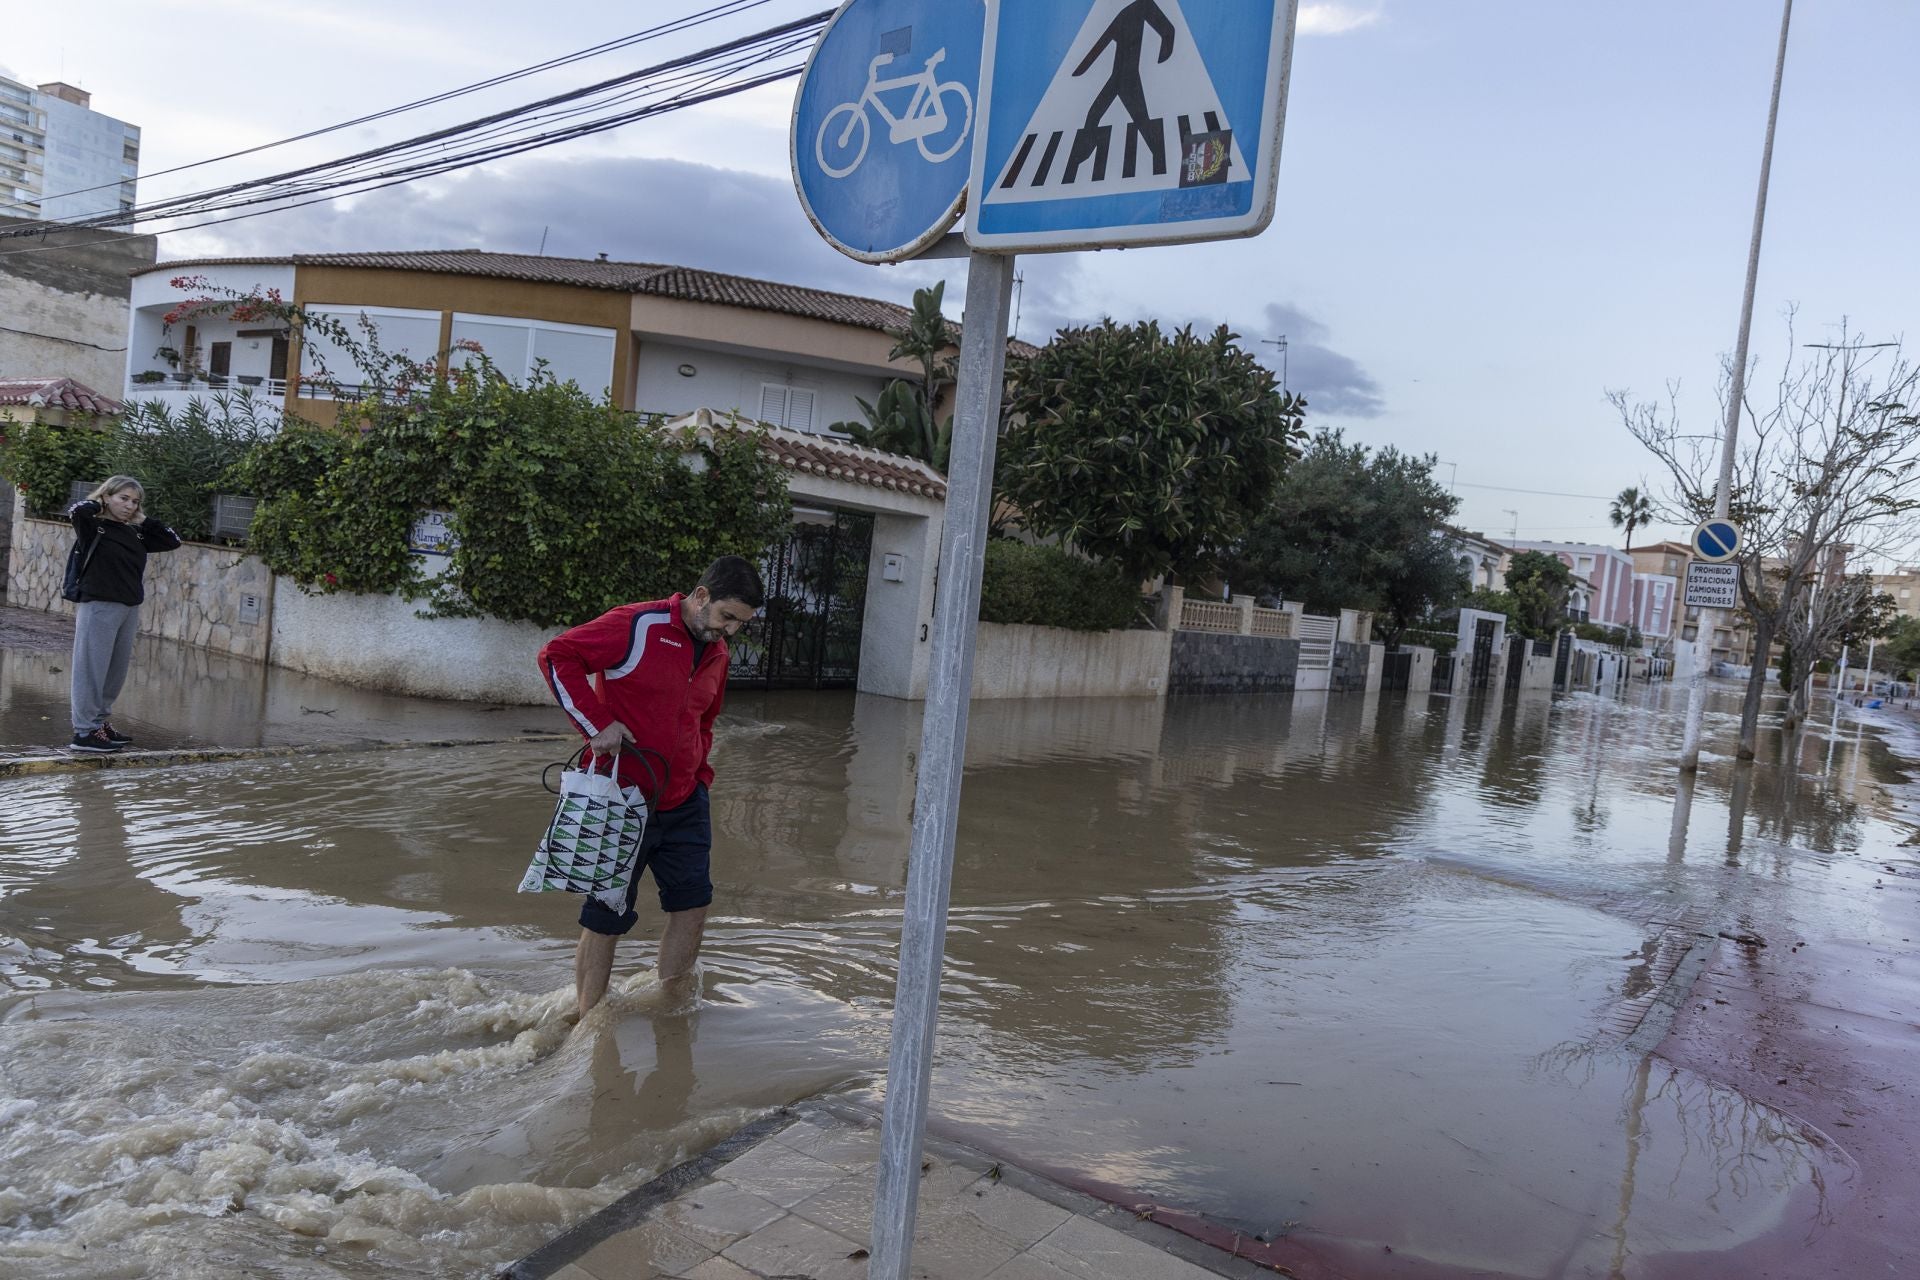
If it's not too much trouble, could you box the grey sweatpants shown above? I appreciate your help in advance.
[71,601,140,732]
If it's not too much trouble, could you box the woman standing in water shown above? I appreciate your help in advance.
[65,476,180,753]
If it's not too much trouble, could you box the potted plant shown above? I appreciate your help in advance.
[154,345,180,368]
[236,374,264,387]
[131,370,167,385]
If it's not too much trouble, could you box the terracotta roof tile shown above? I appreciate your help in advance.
[0,377,122,415]
[667,409,946,501]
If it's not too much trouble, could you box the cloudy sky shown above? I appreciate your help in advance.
[7,1,1916,553]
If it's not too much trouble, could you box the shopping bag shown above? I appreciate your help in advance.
[518,745,666,911]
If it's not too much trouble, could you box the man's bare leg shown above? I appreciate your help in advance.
[575,928,618,1019]
[658,906,708,985]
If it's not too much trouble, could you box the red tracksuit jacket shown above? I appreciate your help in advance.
[537,594,727,809]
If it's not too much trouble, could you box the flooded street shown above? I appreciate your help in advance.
[2,680,1913,1278]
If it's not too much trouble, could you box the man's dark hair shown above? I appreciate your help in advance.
[699,555,765,608]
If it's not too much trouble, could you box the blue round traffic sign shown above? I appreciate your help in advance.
[1693,519,1741,562]
[791,0,984,263]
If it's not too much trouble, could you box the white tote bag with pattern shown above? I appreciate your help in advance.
[518,748,663,911]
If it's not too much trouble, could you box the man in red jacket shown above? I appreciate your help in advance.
[538,556,764,1017]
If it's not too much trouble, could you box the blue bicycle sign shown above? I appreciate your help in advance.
[816,47,973,178]
[792,0,987,263]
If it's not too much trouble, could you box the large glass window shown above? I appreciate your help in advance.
[301,306,442,397]
[449,314,616,397]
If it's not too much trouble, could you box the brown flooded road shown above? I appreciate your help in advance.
[1,681,1912,1278]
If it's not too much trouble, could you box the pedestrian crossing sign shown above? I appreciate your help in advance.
[966,0,1298,252]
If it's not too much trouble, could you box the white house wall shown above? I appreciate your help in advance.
[632,338,885,433]
[127,263,294,386]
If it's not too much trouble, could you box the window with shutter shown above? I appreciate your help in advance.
[787,388,816,433]
[759,384,787,427]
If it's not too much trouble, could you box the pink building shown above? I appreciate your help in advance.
[1505,541,1637,629]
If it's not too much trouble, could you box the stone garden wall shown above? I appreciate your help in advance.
[7,511,273,661]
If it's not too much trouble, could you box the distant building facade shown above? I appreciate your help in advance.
[1503,541,1637,629]
[1438,526,1508,592]
[0,78,140,224]
[122,250,1006,433]
[0,214,157,392]
[1627,541,1690,644]
[1871,566,1920,620]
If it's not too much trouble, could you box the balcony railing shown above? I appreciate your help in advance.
[128,375,288,399]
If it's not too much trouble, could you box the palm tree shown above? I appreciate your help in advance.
[1610,486,1654,549]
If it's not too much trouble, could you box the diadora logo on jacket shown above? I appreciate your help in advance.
[658,636,685,648]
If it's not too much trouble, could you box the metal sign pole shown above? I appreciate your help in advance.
[869,249,1018,1280]
[1678,0,1793,772]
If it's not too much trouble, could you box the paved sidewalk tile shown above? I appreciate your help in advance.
[1023,1214,1226,1280]
[509,1104,1263,1280]
[711,1141,850,1209]
[656,1181,785,1253]
[721,1213,869,1279]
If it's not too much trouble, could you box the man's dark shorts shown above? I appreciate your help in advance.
[579,783,713,935]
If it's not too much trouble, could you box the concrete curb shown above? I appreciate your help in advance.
[500,1108,800,1280]
[0,734,573,778]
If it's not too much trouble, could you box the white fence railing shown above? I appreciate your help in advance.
[1178,598,1242,633]
[1176,595,1296,638]
[1251,608,1294,639]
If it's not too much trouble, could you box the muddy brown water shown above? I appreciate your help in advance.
[1,682,1911,1278]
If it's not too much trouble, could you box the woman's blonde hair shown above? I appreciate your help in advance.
[89,475,144,507]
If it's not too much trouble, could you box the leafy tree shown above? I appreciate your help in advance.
[999,319,1305,585]
[1503,550,1575,641]
[1882,615,1920,680]
[834,281,956,467]
[1608,485,1654,549]
[1225,429,1465,645]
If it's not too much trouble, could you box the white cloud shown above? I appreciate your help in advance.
[1298,3,1384,37]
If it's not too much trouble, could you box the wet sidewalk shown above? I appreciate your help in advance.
[0,603,571,768]
[506,1101,1282,1280]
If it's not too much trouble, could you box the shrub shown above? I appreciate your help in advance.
[978,539,1141,632]
[105,394,278,540]
[0,421,111,517]
[233,367,792,628]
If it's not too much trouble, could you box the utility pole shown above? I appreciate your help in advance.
[1504,509,1520,543]
[1679,0,1794,773]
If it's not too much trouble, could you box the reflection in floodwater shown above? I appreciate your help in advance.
[0,680,1908,1277]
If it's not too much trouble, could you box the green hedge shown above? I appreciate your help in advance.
[230,369,793,629]
[978,539,1141,632]
[0,421,110,518]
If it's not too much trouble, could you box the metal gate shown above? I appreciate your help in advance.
[728,512,874,689]
[1469,618,1497,688]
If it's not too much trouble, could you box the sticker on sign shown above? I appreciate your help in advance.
[1684,561,1740,609]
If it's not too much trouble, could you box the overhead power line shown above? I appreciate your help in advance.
[3,0,785,215]
[1454,480,1617,502]
[0,9,830,247]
